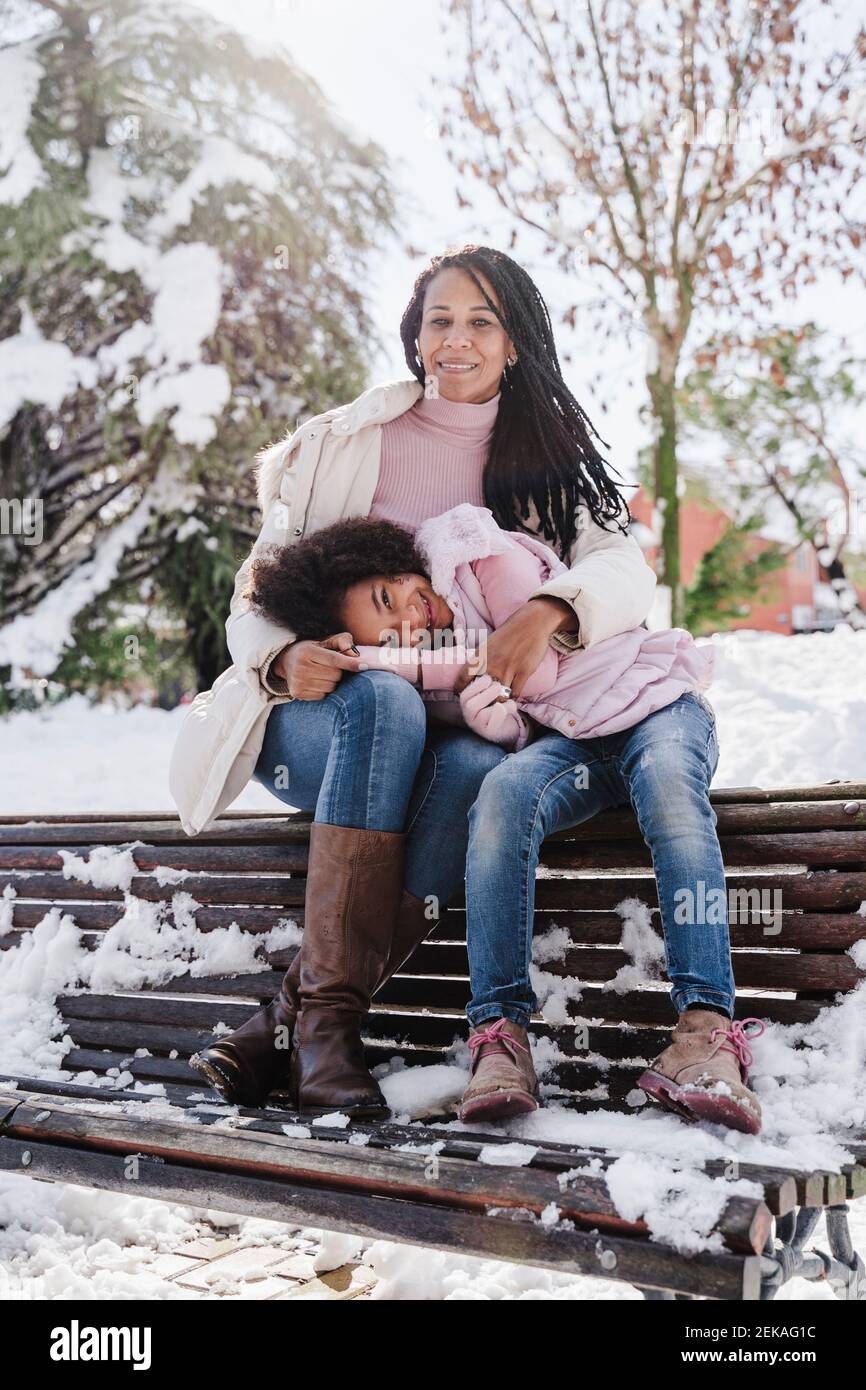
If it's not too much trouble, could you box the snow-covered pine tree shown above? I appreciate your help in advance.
[0,0,396,693]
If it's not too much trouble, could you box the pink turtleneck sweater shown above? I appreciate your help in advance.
[369,387,500,531]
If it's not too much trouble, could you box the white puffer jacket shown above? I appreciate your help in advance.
[169,376,657,834]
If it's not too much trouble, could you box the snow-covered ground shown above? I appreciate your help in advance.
[2,628,864,816]
[1,627,865,1300]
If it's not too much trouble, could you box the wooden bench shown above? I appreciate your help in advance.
[1,783,865,1301]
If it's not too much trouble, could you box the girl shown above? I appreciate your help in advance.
[242,502,764,1136]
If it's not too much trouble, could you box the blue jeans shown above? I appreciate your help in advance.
[464,691,735,1027]
[253,669,508,905]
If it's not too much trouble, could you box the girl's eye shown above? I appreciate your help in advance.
[381,587,391,609]
[430,318,492,328]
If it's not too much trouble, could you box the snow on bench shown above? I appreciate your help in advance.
[1,785,865,1300]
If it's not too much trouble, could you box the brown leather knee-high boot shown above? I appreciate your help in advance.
[188,965,298,1107]
[291,821,406,1116]
[190,830,434,1108]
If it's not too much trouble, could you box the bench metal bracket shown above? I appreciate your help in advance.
[759,1204,865,1300]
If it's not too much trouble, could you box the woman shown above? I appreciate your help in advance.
[170,243,656,1117]
[235,502,763,1136]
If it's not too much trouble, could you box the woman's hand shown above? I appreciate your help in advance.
[272,633,367,700]
[454,597,576,697]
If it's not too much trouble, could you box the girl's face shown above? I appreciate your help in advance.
[341,573,453,647]
[416,266,515,404]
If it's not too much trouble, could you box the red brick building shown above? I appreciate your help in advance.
[628,486,862,634]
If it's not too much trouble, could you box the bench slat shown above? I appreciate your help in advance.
[7,1096,775,1256]
[6,905,865,956]
[3,828,864,875]
[1,795,863,845]
[0,1131,761,1299]
[55,995,671,1061]
[5,869,864,912]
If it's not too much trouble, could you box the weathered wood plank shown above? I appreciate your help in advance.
[0,872,306,907]
[531,873,866,912]
[56,966,833,1021]
[3,829,864,875]
[5,1083,854,1212]
[4,902,304,933]
[543,831,866,870]
[7,903,864,957]
[430,912,866,952]
[6,869,861,915]
[1,793,863,846]
[539,948,863,993]
[54,992,672,1061]
[2,1099,773,1257]
[0,1135,760,1298]
[38,939,855,995]
[0,844,309,874]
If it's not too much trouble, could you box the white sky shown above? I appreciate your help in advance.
[143,2,866,492]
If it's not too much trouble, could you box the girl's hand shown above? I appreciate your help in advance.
[459,674,531,751]
[273,633,367,700]
[454,597,573,696]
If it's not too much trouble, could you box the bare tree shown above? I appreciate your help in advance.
[439,0,866,621]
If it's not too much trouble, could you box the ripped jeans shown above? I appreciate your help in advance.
[464,691,735,1028]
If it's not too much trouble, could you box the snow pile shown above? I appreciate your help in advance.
[0,1174,326,1301]
[0,40,45,207]
[0,843,300,1082]
[0,695,277,815]
[149,134,277,238]
[603,1153,762,1255]
[81,891,299,997]
[60,844,143,893]
[478,1143,539,1168]
[706,627,866,787]
[0,884,16,937]
[0,906,83,1079]
[0,1172,202,1300]
[3,628,863,816]
[0,303,98,432]
[378,1060,465,1120]
[603,897,666,995]
[745,953,866,1160]
[360,1238,638,1301]
[530,925,584,1023]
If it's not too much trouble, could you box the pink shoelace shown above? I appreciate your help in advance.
[709,1017,766,1075]
[468,1017,529,1072]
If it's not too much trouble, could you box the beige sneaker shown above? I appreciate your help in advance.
[459,1017,540,1124]
[638,1008,764,1134]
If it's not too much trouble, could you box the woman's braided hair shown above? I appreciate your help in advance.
[400,244,630,559]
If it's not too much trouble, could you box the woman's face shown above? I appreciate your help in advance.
[341,573,453,647]
[416,266,515,404]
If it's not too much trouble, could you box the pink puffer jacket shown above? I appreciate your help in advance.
[358,503,714,746]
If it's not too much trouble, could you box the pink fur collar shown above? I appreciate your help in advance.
[414,505,515,600]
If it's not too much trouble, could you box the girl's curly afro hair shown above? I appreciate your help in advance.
[243,516,431,641]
